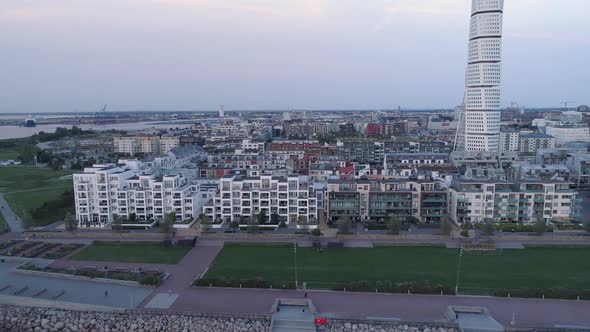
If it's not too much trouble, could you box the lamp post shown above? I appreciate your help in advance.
[454,244,464,295]
[293,240,298,290]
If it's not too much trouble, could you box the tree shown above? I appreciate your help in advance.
[270,212,280,225]
[199,216,211,233]
[440,217,453,236]
[111,215,124,231]
[407,216,420,225]
[310,228,322,237]
[386,215,402,235]
[64,212,77,232]
[337,217,352,234]
[533,219,547,235]
[297,215,307,225]
[247,219,260,234]
[229,220,240,230]
[481,222,496,236]
[278,221,287,229]
[160,212,176,234]
[257,209,267,224]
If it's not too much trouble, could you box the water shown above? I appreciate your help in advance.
[0,121,194,140]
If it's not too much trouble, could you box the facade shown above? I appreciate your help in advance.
[73,162,216,227]
[449,179,577,224]
[518,133,555,153]
[113,136,180,155]
[545,125,590,145]
[204,175,320,226]
[499,130,519,152]
[455,0,504,152]
[325,179,447,223]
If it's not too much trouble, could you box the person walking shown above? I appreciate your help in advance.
[105,290,108,297]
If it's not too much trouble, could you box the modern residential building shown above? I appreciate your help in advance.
[113,136,180,155]
[455,0,504,152]
[203,175,320,226]
[499,129,519,152]
[73,162,216,228]
[545,125,590,145]
[325,179,447,223]
[518,133,555,153]
[448,179,577,224]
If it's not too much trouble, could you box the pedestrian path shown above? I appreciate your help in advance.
[0,193,22,232]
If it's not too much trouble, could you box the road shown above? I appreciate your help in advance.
[0,193,22,232]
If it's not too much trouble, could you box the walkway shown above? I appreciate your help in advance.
[0,193,22,232]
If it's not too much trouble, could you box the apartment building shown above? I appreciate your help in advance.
[546,125,590,146]
[448,179,577,224]
[518,133,555,153]
[73,162,216,227]
[203,175,321,226]
[113,136,180,155]
[325,179,447,223]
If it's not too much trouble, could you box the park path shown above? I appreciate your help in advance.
[0,192,22,232]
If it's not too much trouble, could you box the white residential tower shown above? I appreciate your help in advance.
[455,0,504,152]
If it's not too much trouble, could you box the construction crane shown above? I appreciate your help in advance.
[561,101,576,112]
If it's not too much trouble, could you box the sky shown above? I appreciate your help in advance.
[0,0,588,113]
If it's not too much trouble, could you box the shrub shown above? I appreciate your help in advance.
[140,275,162,286]
[310,228,322,236]
[460,229,469,237]
[111,273,137,281]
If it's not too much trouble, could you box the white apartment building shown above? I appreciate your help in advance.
[113,136,180,155]
[499,130,519,152]
[204,175,320,227]
[73,162,216,228]
[448,179,577,224]
[455,0,504,152]
[546,126,590,146]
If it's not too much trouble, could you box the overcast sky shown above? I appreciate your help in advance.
[1,0,588,113]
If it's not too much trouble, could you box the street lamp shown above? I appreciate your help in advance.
[454,245,464,295]
[293,240,298,290]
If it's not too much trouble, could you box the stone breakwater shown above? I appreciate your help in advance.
[0,305,270,332]
[317,322,457,332]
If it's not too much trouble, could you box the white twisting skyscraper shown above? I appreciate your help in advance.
[455,0,503,152]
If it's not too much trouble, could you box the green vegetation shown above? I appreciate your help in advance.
[0,148,19,160]
[71,241,191,264]
[0,166,73,227]
[0,213,8,233]
[203,244,590,296]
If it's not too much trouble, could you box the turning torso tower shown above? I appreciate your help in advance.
[455,0,504,152]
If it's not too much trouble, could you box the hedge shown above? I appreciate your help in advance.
[194,277,296,290]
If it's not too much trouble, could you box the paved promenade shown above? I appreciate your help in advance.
[0,193,22,232]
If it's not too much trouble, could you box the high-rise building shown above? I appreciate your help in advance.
[455,0,504,152]
[218,104,225,117]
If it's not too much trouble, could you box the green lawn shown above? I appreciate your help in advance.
[0,148,19,160]
[204,244,590,292]
[0,166,74,226]
[0,213,8,233]
[0,166,73,192]
[71,241,192,264]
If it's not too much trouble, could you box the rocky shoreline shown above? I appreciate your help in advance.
[0,305,270,332]
[317,322,456,332]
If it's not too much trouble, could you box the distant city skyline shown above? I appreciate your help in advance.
[0,0,588,113]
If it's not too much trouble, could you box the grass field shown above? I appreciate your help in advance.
[0,213,8,233]
[0,166,73,226]
[204,244,590,292]
[0,149,19,160]
[71,241,191,264]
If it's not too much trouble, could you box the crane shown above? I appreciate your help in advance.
[560,101,576,112]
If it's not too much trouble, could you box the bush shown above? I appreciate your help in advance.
[310,228,322,236]
[460,229,469,237]
[139,275,162,286]
[111,272,137,281]
[493,288,590,300]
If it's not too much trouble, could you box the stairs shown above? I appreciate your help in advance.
[271,305,316,332]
